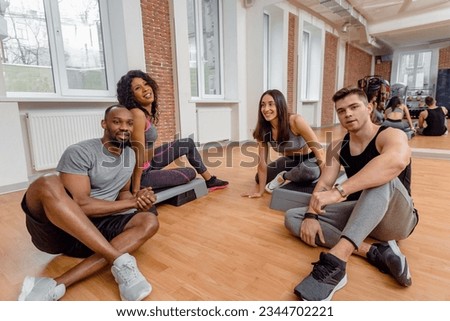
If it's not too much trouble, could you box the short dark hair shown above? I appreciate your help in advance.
[104,104,126,119]
[425,96,434,106]
[332,86,368,105]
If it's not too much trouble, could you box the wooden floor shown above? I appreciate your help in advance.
[1,123,450,301]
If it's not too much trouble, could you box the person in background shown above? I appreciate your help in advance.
[241,89,324,198]
[18,105,159,301]
[285,87,418,301]
[382,96,415,137]
[116,70,228,194]
[368,91,385,125]
[417,96,448,136]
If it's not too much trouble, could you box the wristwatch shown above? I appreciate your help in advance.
[334,183,348,199]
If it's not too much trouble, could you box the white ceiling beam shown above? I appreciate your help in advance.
[367,8,450,35]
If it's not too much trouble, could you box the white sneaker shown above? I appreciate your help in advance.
[18,276,66,301]
[111,253,152,301]
[265,171,289,193]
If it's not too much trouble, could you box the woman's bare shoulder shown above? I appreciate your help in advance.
[129,107,147,121]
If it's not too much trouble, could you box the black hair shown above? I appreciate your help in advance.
[332,86,368,105]
[116,70,160,124]
[104,104,126,119]
[385,96,402,110]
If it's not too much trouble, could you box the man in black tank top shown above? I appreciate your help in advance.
[285,87,418,301]
[417,96,448,136]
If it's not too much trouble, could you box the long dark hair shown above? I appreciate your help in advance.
[385,96,402,111]
[116,70,160,124]
[253,89,290,144]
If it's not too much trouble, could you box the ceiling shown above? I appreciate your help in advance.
[290,0,450,55]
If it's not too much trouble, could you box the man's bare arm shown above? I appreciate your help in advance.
[59,173,137,217]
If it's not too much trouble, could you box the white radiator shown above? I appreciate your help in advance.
[196,107,231,144]
[26,110,104,171]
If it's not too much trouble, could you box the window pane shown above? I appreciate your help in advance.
[301,31,310,100]
[187,0,198,97]
[263,13,269,91]
[417,51,431,88]
[201,0,221,95]
[1,0,55,93]
[399,54,414,87]
[58,0,107,90]
[398,51,431,89]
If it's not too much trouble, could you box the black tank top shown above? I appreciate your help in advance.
[423,108,447,136]
[339,126,411,201]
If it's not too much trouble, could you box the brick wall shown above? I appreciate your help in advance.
[287,13,297,113]
[344,44,372,88]
[140,0,176,143]
[439,46,450,69]
[374,60,392,83]
[321,32,338,126]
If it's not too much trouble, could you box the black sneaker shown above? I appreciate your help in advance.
[294,252,347,301]
[367,240,411,287]
[206,176,229,191]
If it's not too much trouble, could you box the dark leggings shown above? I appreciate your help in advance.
[255,152,319,185]
[141,138,207,189]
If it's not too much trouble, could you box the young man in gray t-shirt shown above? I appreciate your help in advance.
[18,105,159,301]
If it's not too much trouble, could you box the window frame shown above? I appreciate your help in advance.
[188,0,224,99]
[1,0,115,99]
[301,30,311,100]
[263,12,270,91]
[396,49,433,90]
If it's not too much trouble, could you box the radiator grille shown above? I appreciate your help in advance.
[26,111,103,170]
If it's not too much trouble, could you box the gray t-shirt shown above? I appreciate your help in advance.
[57,138,136,206]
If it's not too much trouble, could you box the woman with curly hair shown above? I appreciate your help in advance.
[116,70,228,195]
[241,89,324,198]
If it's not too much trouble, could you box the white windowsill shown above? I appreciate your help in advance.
[189,99,240,104]
[0,96,117,103]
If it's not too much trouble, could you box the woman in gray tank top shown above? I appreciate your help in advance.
[117,70,229,194]
[382,96,415,136]
[241,89,324,198]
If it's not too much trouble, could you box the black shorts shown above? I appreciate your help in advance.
[21,193,140,258]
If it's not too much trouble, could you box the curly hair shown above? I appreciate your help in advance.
[253,89,290,144]
[116,70,160,124]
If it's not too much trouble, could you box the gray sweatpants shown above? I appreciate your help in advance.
[284,178,418,249]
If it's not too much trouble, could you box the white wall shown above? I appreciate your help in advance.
[245,0,286,140]
[0,103,28,194]
[109,0,146,79]
[171,0,249,142]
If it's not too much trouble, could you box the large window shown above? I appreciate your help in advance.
[397,51,432,90]
[187,0,223,98]
[301,30,311,100]
[0,0,112,97]
[300,22,321,101]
